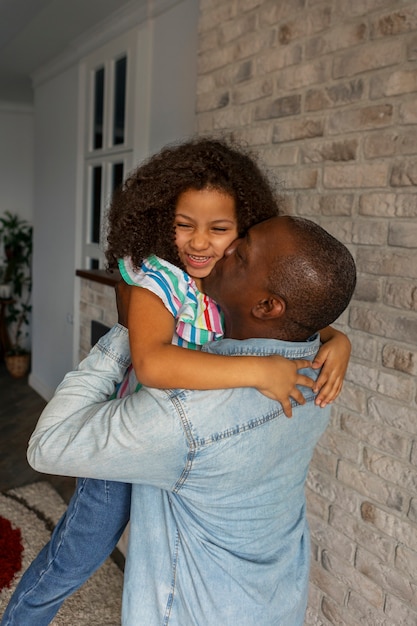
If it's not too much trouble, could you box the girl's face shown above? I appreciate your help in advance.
[174,188,238,288]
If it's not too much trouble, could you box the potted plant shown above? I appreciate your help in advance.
[0,211,33,377]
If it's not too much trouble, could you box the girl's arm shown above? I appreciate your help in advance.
[312,326,351,407]
[127,286,314,418]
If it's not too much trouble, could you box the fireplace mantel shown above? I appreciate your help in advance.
[75,268,120,286]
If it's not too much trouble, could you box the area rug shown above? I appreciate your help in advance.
[0,482,123,625]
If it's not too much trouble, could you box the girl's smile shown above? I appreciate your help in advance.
[174,188,238,288]
[185,254,213,269]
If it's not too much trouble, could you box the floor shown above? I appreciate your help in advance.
[0,361,76,501]
[0,360,125,569]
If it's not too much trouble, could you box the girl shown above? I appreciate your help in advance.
[106,137,348,411]
[2,138,350,626]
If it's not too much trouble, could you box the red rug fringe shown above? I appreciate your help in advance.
[0,515,24,590]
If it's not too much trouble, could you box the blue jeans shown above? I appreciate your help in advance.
[1,478,131,625]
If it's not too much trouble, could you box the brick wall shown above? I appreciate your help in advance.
[197,1,417,623]
[79,278,118,361]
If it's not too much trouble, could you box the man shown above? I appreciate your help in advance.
[27,216,356,625]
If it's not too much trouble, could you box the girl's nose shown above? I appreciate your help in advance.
[190,231,209,249]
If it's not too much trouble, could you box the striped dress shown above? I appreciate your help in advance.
[116,254,224,397]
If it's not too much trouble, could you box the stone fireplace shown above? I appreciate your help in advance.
[76,269,120,361]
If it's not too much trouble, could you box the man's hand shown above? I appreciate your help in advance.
[115,280,132,328]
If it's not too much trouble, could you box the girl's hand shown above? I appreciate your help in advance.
[311,329,351,408]
[257,356,315,418]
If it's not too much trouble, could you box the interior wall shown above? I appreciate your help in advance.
[0,106,34,223]
[148,0,200,153]
[29,64,79,399]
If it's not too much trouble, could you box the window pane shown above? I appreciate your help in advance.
[112,162,124,192]
[113,56,127,145]
[93,67,105,149]
[89,258,99,270]
[91,166,102,244]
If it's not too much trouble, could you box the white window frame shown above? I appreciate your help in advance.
[81,29,138,269]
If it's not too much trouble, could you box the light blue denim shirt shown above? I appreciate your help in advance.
[28,324,330,626]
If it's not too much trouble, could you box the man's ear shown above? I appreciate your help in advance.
[252,296,286,320]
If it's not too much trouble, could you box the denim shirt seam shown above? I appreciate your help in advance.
[201,397,316,445]
[202,334,321,360]
[163,528,181,624]
[170,394,198,493]
[94,324,131,368]
[205,345,319,359]
[95,339,131,368]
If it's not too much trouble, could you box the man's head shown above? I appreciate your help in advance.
[203,215,356,341]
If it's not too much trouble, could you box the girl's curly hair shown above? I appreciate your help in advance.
[105,136,281,271]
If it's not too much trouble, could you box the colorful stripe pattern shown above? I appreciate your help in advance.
[118,255,224,349]
[115,254,225,398]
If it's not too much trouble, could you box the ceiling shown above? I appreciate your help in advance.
[0,0,135,104]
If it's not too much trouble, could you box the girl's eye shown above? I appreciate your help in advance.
[212,227,228,232]
[176,223,192,229]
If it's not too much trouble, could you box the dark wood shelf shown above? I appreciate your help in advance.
[76,269,121,287]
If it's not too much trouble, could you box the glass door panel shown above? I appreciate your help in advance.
[113,56,127,146]
[93,67,105,150]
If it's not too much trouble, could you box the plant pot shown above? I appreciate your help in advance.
[0,283,12,298]
[5,353,31,378]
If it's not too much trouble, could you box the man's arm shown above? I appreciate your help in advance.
[27,324,187,487]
